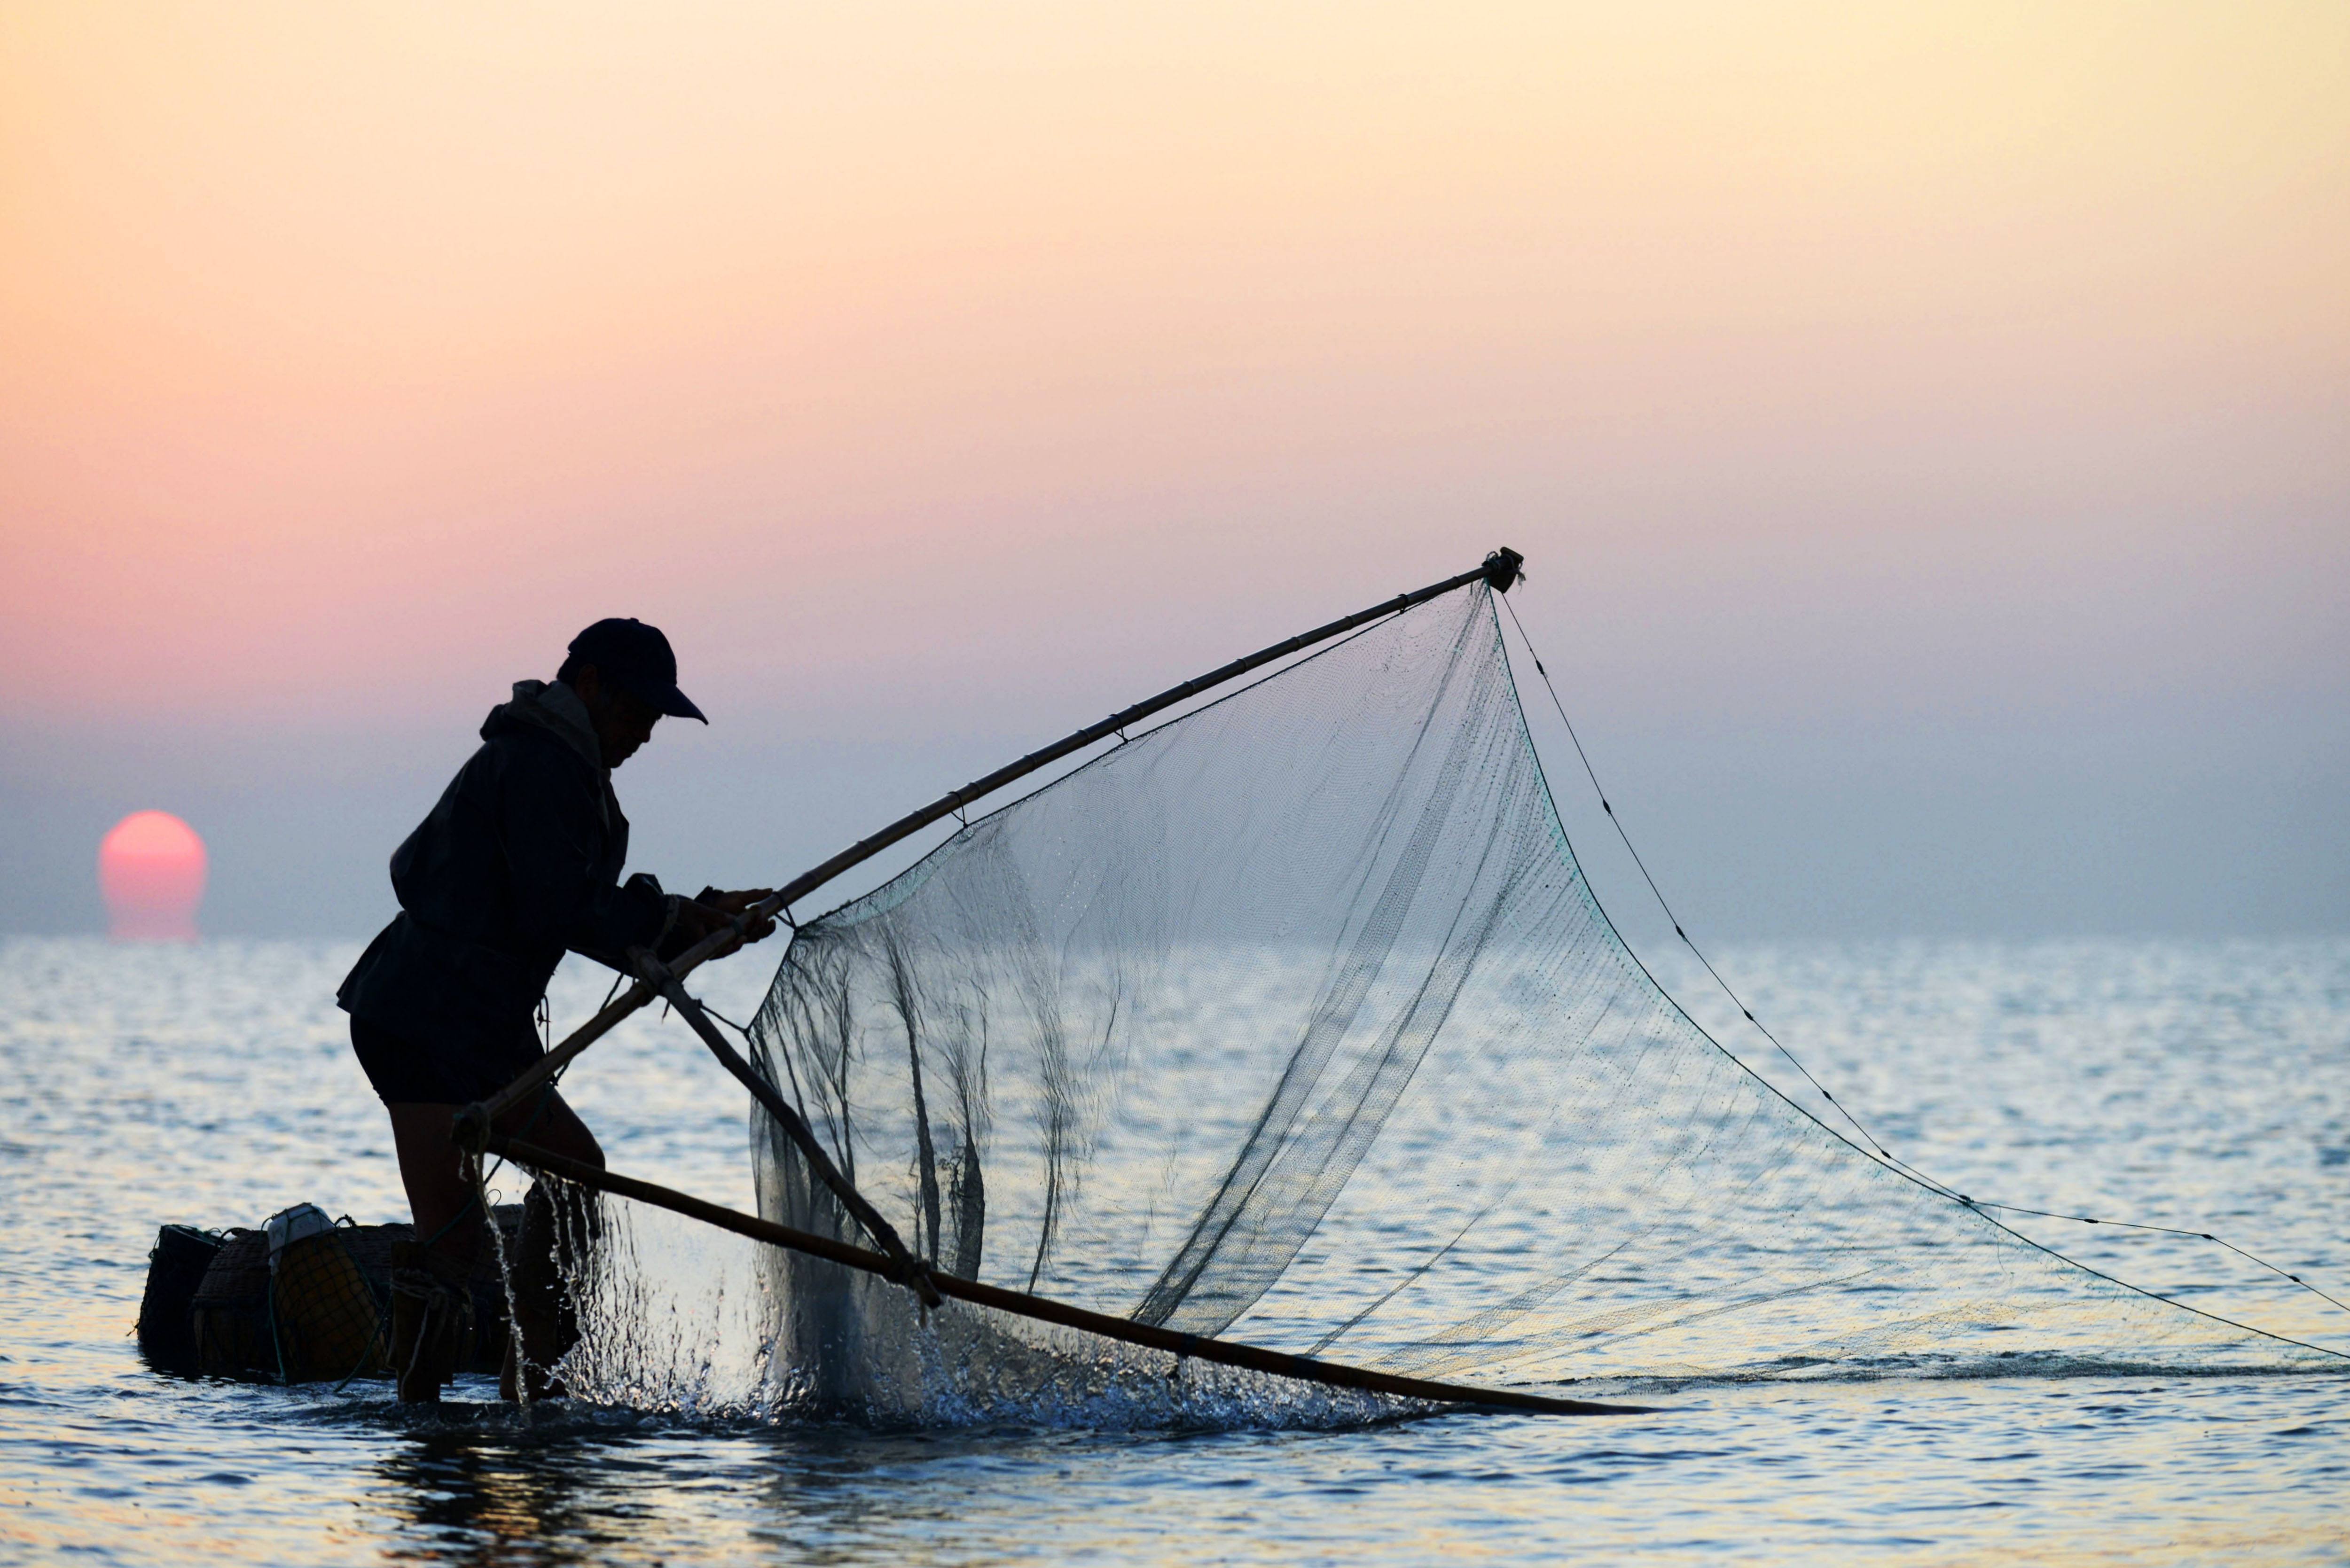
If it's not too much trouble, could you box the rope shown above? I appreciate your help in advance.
[267,1272,289,1386]
[697,1001,756,1037]
[1496,589,2350,1338]
[328,1311,388,1396]
[1963,1200,2350,1316]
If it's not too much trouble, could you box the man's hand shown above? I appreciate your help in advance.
[674,887,779,958]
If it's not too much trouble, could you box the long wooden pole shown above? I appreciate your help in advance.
[456,547,1524,1144]
[491,1132,1651,1419]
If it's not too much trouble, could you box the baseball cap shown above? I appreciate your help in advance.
[566,618,707,724]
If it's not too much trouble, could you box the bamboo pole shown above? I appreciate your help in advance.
[455,547,1524,1145]
[490,1132,1652,1419]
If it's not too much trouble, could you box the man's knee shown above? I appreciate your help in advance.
[501,1092,602,1170]
[543,1118,604,1172]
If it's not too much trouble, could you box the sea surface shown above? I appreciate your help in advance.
[1,934,2345,1565]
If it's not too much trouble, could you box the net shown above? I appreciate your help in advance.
[718,585,2335,1413]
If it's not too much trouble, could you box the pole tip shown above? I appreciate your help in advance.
[1483,548,1525,593]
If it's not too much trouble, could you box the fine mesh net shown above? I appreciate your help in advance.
[726,585,2334,1410]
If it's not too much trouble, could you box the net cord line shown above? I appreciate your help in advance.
[1493,591,2350,1355]
[486,1131,1654,1418]
[453,550,1523,1149]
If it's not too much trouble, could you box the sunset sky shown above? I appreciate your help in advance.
[2,1,2343,939]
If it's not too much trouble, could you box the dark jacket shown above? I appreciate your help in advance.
[337,679,674,1069]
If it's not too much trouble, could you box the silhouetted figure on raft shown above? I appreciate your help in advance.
[338,617,775,1403]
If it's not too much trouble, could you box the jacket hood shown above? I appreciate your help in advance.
[485,679,606,779]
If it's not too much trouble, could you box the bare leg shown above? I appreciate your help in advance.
[382,1092,603,1401]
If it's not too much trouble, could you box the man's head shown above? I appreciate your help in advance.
[557,618,706,769]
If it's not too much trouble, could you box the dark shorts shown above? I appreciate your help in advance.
[349,1016,542,1107]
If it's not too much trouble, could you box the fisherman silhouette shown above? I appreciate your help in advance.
[337,617,776,1403]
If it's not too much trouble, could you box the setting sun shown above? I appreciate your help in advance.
[97,809,207,940]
